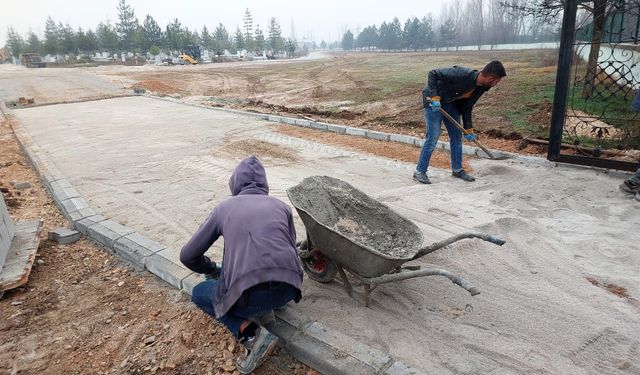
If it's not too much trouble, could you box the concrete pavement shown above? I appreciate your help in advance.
[8,95,640,374]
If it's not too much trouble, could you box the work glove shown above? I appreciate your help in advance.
[204,263,222,280]
[430,98,441,111]
[463,129,477,142]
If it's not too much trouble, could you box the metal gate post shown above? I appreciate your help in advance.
[548,0,579,161]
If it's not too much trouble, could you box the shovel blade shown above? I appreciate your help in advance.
[477,149,510,160]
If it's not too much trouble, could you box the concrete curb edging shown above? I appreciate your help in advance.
[146,94,558,168]
[1,101,426,375]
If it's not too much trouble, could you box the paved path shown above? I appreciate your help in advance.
[0,64,128,105]
[11,95,640,374]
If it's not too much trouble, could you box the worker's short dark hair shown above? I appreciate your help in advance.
[481,60,506,78]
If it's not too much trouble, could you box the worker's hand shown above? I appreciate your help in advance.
[205,263,222,280]
[430,99,441,111]
[464,130,477,142]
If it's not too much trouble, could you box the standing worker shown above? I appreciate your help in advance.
[180,156,303,374]
[619,89,640,201]
[414,61,507,184]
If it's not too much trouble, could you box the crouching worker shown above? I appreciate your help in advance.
[180,156,303,374]
[620,168,640,202]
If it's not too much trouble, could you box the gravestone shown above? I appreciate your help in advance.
[0,194,42,296]
[0,195,14,271]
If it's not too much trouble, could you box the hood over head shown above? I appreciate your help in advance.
[228,156,269,196]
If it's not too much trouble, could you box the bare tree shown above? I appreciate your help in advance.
[500,0,615,99]
[581,0,608,99]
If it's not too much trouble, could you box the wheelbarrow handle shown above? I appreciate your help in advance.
[356,268,481,296]
[412,231,505,260]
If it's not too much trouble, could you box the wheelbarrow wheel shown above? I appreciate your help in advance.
[298,239,338,283]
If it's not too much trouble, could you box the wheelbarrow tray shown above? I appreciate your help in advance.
[287,176,424,278]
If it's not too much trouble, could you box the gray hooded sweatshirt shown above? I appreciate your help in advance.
[180,156,303,317]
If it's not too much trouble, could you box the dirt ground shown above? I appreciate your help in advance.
[0,119,310,375]
[4,68,640,373]
[274,124,471,171]
[94,51,554,157]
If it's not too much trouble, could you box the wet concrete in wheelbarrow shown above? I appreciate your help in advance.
[287,176,422,260]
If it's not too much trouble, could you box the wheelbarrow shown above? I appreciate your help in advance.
[286,176,505,307]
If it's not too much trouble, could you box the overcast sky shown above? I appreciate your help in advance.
[1,0,446,46]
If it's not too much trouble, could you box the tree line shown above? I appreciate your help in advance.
[341,0,561,51]
[4,0,296,60]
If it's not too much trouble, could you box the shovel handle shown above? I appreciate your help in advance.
[425,98,498,160]
[438,109,499,160]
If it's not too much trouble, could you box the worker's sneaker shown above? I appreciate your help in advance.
[620,180,640,194]
[251,310,275,326]
[452,169,476,182]
[236,327,279,374]
[413,171,431,184]
[635,192,640,202]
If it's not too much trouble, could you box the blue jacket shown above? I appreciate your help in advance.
[632,90,640,112]
[180,156,303,317]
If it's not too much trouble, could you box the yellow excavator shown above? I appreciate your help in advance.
[178,54,198,64]
[178,46,200,65]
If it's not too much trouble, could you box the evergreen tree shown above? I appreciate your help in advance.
[389,17,402,50]
[201,25,212,50]
[242,8,255,52]
[320,40,327,50]
[116,0,139,51]
[418,16,434,50]
[267,17,283,52]
[186,29,199,47]
[25,31,42,54]
[285,38,296,55]
[97,22,119,54]
[213,23,230,55]
[356,26,378,50]
[142,15,163,51]
[439,18,457,48]
[59,23,77,55]
[76,27,92,54]
[131,25,147,53]
[85,29,99,54]
[378,22,390,50]
[254,25,266,53]
[402,17,421,50]
[165,18,184,52]
[6,26,24,58]
[43,17,60,55]
[234,27,245,51]
[341,30,354,50]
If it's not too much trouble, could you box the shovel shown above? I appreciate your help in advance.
[427,100,510,160]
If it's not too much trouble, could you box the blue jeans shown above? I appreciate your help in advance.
[192,280,298,338]
[630,168,640,185]
[416,103,463,173]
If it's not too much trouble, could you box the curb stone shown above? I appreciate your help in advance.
[75,215,108,235]
[366,130,390,141]
[142,94,623,172]
[113,232,166,270]
[346,127,367,137]
[144,249,193,289]
[310,122,329,131]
